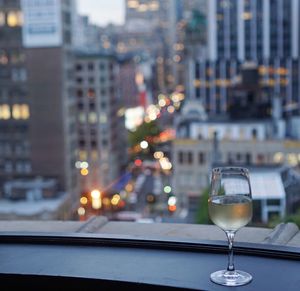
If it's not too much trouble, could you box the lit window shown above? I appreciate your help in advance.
[137,4,148,12]
[242,12,252,20]
[0,104,11,119]
[0,12,5,26]
[89,112,97,124]
[12,104,21,119]
[79,150,87,161]
[79,113,86,123]
[21,104,30,119]
[99,114,107,124]
[127,0,139,9]
[149,1,159,11]
[7,11,22,27]
[91,150,98,161]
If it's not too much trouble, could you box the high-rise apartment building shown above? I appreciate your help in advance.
[74,53,126,193]
[0,0,79,218]
[188,0,300,117]
[0,0,30,193]
[125,0,177,92]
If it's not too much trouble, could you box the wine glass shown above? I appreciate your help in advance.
[208,167,253,286]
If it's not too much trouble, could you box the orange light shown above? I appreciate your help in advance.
[80,168,89,176]
[168,205,177,212]
[80,197,88,205]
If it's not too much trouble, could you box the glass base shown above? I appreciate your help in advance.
[210,270,252,286]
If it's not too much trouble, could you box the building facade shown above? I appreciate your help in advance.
[187,0,300,116]
[0,0,79,218]
[0,0,30,194]
[74,53,126,194]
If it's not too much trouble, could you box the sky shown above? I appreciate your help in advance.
[77,0,125,26]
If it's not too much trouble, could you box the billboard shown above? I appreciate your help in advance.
[21,0,62,48]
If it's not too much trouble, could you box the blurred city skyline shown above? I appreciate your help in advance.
[77,0,125,26]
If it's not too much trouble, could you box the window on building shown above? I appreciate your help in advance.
[91,140,97,148]
[0,11,5,26]
[0,50,8,65]
[0,104,11,119]
[76,64,82,71]
[252,128,258,139]
[89,102,95,110]
[188,152,193,164]
[4,160,13,173]
[198,152,205,164]
[99,62,106,70]
[12,104,21,119]
[88,63,94,71]
[10,51,25,64]
[99,114,107,124]
[7,11,22,27]
[246,153,252,164]
[20,104,29,119]
[178,151,184,164]
[79,113,86,123]
[77,89,83,98]
[257,154,265,164]
[88,112,97,124]
[87,88,95,98]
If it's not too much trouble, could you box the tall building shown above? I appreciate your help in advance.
[0,1,30,192]
[187,0,300,117]
[125,0,177,92]
[74,53,126,193]
[0,0,79,218]
[74,15,102,53]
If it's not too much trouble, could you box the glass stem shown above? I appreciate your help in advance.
[225,231,235,272]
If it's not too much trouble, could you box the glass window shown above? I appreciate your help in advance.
[21,104,30,119]
[12,104,21,119]
[0,104,11,119]
[88,63,94,71]
[0,50,8,65]
[88,112,97,123]
[7,11,22,27]
[188,152,193,164]
[0,12,5,26]
[198,152,205,164]
[99,114,107,124]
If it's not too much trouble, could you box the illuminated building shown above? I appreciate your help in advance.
[0,0,31,183]
[0,0,79,218]
[74,52,127,192]
[187,0,300,116]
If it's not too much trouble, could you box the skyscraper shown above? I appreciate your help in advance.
[188,0,300,117]
[0,0,31,191]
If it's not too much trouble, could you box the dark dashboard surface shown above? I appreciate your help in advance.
[0,233,299,290]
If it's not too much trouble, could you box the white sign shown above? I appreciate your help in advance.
[21,0,62,48]
[125,107,145,131]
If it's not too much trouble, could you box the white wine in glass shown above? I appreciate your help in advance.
[208,167,253,286]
